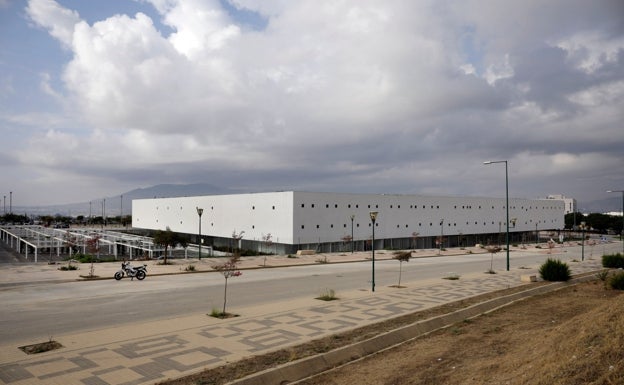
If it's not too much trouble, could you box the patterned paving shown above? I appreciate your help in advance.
[0,259,603,385]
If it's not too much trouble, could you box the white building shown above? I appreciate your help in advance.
[132,191,564,254]
[546,194,576,215]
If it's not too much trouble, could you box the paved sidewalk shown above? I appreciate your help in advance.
[0,248,605,385]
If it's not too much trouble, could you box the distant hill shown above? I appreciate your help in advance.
[16,183,235,217]
[579,196,622,214]
[12,186,622,217]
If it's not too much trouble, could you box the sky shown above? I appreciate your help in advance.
[1,0,623,208]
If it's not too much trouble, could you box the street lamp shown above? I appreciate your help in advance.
[607,190,624,253]
[196,207,203,260]
[350,214,355,253]
[484,160,510,271]
[579,221,587,261]
[369,211,378,292]
[439,219,444,255]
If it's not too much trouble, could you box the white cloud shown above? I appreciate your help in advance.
[9,0,624,206]
[26,0,80,49]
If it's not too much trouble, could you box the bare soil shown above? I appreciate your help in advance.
[160,279,624,385]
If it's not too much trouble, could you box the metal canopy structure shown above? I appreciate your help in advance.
[0,225,210,262]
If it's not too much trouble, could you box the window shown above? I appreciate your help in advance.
[252,206,255,210]
[316,225,319,229]
[326,204,329,208]
[301,225,305,229]
[311,204,315,208]
[335,204,338,208]
[301,204,305,208]
[272,206,275,210]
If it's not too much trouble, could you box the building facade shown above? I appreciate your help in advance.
[132,191,565,254]
[546,194,576,215]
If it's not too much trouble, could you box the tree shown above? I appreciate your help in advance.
[261,233,273,266]
[340,234,353,252]
[486,245,502,273]
[411,232,419,250]
[85,233,101,277]
[153,227,178,264]
[393,251,411,287]
[213,255,242,317]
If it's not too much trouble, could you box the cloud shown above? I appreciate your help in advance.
[10,0,624,205]
[26,0,81,49]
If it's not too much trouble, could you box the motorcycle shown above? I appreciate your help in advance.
[114,261,147,281]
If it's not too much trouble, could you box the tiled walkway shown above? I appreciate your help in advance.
[0,257,603,385]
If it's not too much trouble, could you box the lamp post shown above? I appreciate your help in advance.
[484,160,510,271]
[369,211,378,292]
[579,221,586,261]
[607,190,624,253]
[196,207,203,260]
[439,219,444,255]
[350,214,355,253]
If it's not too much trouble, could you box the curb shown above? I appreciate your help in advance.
[226,272,600,385]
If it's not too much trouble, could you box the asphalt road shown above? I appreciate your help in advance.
[0,242,620,345]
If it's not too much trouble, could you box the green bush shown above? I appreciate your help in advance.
[539,258,571,281]
[609,271,624,290]
[602,253,624,268]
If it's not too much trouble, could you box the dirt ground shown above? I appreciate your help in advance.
[161,279,624,385]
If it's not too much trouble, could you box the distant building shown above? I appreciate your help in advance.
[132,191,564,254]
[546,194,576,215]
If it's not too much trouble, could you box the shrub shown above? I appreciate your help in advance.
[185,264,196,272]
[609,271,624,290]
[58,265,78,271]
[316,288,338,301]
[602,253,624,268]
[539,258,571,281]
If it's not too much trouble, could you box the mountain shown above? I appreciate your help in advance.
[579,196,622,214]
[15,183,235,217]
[11,186,623,217]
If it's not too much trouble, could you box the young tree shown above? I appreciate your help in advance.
[213,255,242,317]
[393,251,411,287]
[340,234,353,252]
[85,233,102,277]
[411,232,419,250]
[153,227,178,264]
[261,233,273,266]
[486,245,502,273]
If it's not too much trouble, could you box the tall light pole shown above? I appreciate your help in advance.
[607,190,624,253]
[350,214,355,253]
[369,211,378,292]
[484,160,510,271]
[579,221,586,261]
[439,219,444,255]
[196,207,203,260]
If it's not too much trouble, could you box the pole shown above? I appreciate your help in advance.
[607,190,624,253]
[484,160,510,270]
[369,211,378,292]
[350,215,355,253]
[505,161,510,271]
[196,207,203,260]
[581,223,585,261]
